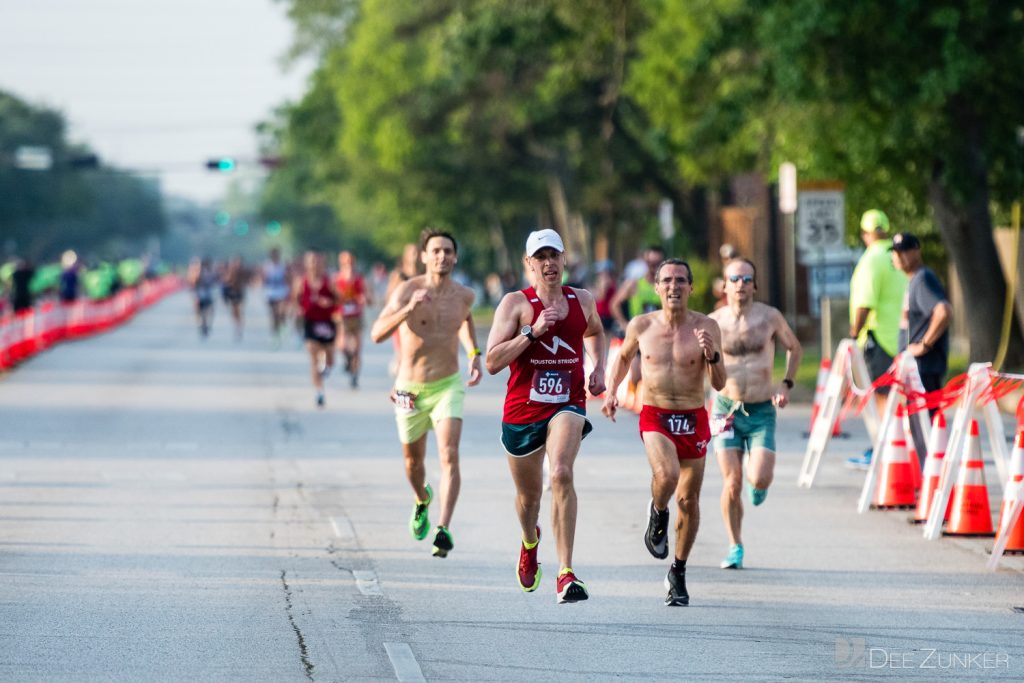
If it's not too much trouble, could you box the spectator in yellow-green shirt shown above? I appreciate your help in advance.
[846,209,906,469]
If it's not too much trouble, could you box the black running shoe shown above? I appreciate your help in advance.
[431,526,453,558]
[664,569,689,606]
[644,498,669,559]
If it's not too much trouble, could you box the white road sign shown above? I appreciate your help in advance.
[797,189,845,255]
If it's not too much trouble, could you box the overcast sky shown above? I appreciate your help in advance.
[0,0,312,204]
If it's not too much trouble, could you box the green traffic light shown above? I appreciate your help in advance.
[214,211,231,226]
[218,158,236,172]
[265,220,282,236]
[234,221,249,236]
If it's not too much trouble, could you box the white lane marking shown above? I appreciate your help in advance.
[329,516,355,541]
[352,570,382,596]
[384,642,426,683]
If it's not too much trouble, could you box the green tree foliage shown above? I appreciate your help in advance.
[0,91,165,261]
[629,0,1024,362]
[270,1,1024,363]
[266,0,694,270]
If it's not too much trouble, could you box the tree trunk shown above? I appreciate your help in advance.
[927,110,1024,366]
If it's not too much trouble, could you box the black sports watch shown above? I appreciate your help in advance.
[707,351,721,364]
[520,325,537,342]
[782,378,795,389]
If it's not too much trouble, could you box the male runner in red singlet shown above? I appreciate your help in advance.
[602,259,726,606]
[294,251,339,408]
[485,229,606,603]
[335,250,370,388]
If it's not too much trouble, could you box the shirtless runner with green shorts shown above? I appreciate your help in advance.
[370,229,481,557]
[708,258,801,570]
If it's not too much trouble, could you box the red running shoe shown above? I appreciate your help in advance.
[556,568,589,604]
[517,526,542,592]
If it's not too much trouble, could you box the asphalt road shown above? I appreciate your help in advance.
[0,292,1021,681]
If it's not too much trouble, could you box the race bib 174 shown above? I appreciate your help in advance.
[659,412,696,436]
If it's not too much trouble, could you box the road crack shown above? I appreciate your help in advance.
[281,569,315,681]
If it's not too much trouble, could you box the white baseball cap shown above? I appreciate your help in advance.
[525,229,565,256]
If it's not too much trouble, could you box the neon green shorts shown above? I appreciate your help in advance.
[394,372,465,444]
[710,394,777,453]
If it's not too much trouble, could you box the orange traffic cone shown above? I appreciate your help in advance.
[914,411,951,523]
[873,405,917,508]
[995,429,1024,553]
[901,406,923,492]
[945,420,995,536]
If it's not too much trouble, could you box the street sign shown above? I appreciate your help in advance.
[779,162,797,214]
[15,146,53,170]
[658,199,674,240]
[797,186,845,256]
[807,262,855,316]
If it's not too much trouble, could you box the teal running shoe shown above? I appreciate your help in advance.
[746,481,767,506]
[409,484,433,540]
[720,543,744,569]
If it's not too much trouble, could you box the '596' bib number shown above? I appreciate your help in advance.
[529,369,571,403]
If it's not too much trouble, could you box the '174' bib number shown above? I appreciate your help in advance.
[659,412,696,436]
[530,369,571,404]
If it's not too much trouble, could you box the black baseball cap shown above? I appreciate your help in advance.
[890,232,921,252]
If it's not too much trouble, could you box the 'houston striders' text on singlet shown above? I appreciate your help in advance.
[502,286,588,424]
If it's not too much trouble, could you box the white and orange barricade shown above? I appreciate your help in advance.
[0,274,182,373]
[923,363,1017,542]
[992,431,1024,558]
[798,339,882,488]
[914,411,950,523]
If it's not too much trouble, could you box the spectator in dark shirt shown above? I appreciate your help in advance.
[890,232,951,400]
[10,259,35,312]
[59,250,80,303]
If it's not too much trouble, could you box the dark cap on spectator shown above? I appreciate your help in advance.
[890,232,921,252]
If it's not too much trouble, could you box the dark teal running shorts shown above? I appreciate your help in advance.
[711,394,777,453]
[501,405,592,457]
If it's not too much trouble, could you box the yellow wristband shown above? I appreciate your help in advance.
[468,347,482,359]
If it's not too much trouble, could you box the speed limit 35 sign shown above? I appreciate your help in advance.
[797,184,845,256]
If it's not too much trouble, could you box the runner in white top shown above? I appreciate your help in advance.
[262,247,291,347]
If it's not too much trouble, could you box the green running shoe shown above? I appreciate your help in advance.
[746,481,767,506]
[409,484,433,540]
[431,526,453,558]
[720,543,744,569]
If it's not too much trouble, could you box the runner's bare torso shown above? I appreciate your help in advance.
[391,276,475,383]
[709,302,784,403]
[633,310,720,410]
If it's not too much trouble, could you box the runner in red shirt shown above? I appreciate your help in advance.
[295,251,339,408]
[485,229,606,604]
[335,251,370,388]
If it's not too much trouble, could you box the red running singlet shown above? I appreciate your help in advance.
[300,277,337,322]
[502,286,588,424]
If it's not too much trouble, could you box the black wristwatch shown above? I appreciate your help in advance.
[520,325,537,342]
[783,378,795,389]
[707,351,720,364]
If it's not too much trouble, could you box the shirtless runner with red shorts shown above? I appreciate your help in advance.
[603,258,726,606]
